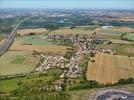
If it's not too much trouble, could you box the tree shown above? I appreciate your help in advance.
[70,26,76,29]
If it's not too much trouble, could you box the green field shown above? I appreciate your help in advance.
[0,51,40,76]
[16,35,53,45]
[0,69,61,92]
[0,78,21,92]
[98,29,124,36]
[0,76,53,92]
[97,43,134,56]
[11,55,26,64]
[122,33,134,41]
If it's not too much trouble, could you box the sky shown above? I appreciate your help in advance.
[0,0,134,9]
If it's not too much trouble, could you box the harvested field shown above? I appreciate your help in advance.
[110,39,133,44]
[17,28,48,36]
[49,27,94,35]
[87,53,134,84]
[9,42,68,56]
[95,26,134,36]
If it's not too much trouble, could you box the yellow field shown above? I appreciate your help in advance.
[17,28,48,36]
[49,27,94,35]
[9,42,68,56]
[48,26,134,38]
[87,53,134,84]
[95,26,134,35]
[110,39,133,44]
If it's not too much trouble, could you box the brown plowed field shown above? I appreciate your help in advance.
[87,53,134,84]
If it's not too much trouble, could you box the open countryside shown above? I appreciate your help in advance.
[87,53,134,84]
[0,51,40,75]
[0,2,134,100]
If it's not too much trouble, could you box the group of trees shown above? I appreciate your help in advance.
[1,92,70,100]
[67,80,100,91]
[64,46,76,59]
[120,32,134,42]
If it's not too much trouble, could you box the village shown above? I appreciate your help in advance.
[32,33,117,90]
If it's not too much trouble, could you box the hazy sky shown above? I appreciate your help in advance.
[0,0,134,9]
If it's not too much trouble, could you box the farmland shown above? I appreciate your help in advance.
[0,51,40,75]
[87,53,134,84]
[9,43,68,55]
[49,26,134,40]
[15,35,53,45]
[17,28,48,36]
[97,43,134,56]
[49,27,94,35]
[95,26,134,36]
[9,34,68,55]
[1,9,134,99]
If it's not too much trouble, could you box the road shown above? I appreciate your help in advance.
[0,17,33,56]
[90,89,134,100]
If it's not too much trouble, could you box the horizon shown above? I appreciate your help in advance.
[0,0,134,10]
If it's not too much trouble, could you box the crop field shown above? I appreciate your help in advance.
[16,35,53,45]
[11,55,26,64]
[109,39,133,44]
[9,42,68,55]
[49,26,134,38]
[87,53,134,84]
[95,27,134,36]
[49,27,94,35]
[97,43,134,56]
[0,51,40,75]
[17,28,48,36]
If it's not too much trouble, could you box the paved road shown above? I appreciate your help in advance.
[0,17,33,56]
[93,89,134,100]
